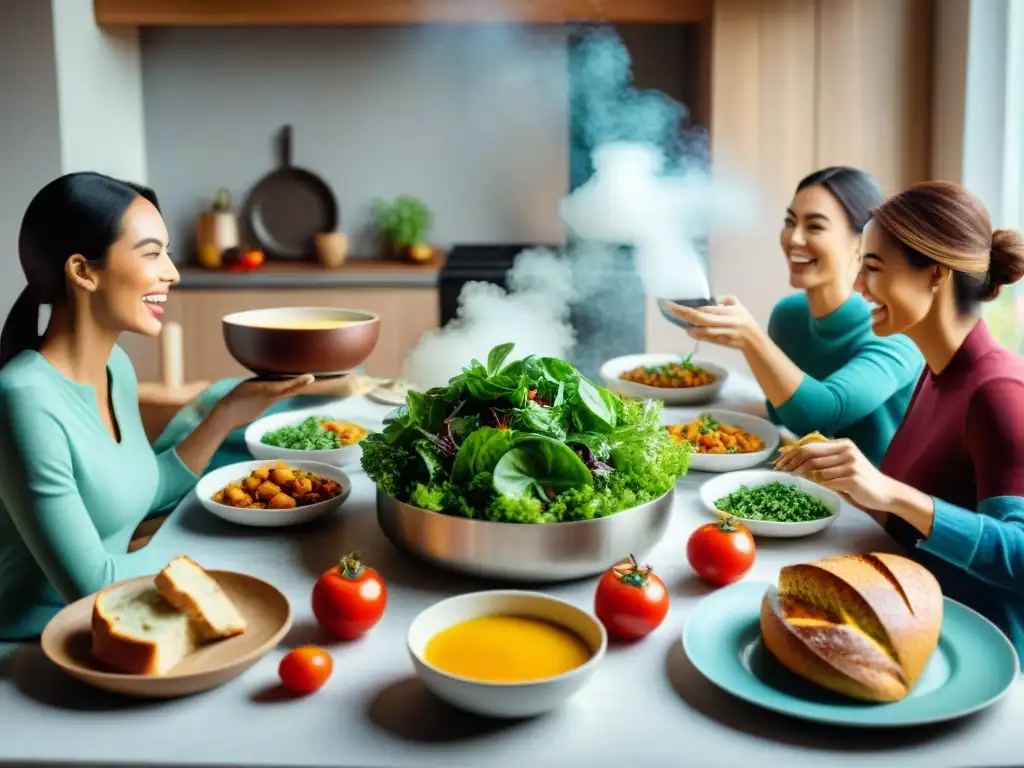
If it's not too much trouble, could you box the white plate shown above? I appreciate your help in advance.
[407,590,607,718]
[664,408,781,473]
[698,469,841,538]
[600,353,728,405]
[196,460,352,528]
[244,412,376,467]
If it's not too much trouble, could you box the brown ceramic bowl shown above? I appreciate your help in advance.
[222,306,380,377]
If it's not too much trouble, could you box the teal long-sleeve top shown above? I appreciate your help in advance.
[765,292,923,465]
[0,345,199,640]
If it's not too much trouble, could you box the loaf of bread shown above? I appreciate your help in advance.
[759,552,942,702]
[154,555,246,639]
[91,556,245,675]
[91,581,198,675]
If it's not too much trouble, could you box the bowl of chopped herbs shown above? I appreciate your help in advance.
[245,412,378,466]
[698,470,841,538]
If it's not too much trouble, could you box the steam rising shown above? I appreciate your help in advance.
[403,27,759,390]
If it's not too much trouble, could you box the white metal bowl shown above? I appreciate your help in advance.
[407,590,607,718]
[599,353,728,405]
[196,460,352,528]
[662,408,781,473]
[244,411,374,467]
[698,469,841,538]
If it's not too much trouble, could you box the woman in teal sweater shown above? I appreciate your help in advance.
[670,167,923,465]
[0,173,311,639]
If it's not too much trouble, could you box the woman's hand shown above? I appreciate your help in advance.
[667,296,763,350]
[773,438,897,512]
[212,375,315,429]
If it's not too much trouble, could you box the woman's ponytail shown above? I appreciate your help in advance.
[0,286,42,369]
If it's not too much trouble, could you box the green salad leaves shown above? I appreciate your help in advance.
[360,342,692,524]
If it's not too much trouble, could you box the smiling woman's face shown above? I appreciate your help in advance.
[780,185,862,292]
[855,219,938,336]
[72,196,180,337]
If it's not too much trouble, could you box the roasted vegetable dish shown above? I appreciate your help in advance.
[619,354,715,388]
[212,463,344,510]
[666,413,766,454]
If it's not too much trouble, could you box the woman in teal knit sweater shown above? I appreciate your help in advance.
[671,167,924,465]
[0,173,311,639]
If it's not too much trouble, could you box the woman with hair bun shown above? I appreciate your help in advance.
[0,172,312,639]
[777,180,1024,660]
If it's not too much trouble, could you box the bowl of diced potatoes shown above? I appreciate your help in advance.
[195,460,352,528]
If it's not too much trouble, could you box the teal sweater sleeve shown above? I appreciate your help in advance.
[919,497,1024,594]
[0,387,177,602]
[773,335,922,436]
[917,377,1024,595]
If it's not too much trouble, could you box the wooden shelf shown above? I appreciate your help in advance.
[94,0,711,26]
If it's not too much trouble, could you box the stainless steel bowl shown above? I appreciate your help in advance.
[376,488,675,582]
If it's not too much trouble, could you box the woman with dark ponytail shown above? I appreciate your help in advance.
[0,173,311,639]
[777,180,1024,663]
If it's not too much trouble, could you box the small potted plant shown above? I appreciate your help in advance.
[371,195,435,262]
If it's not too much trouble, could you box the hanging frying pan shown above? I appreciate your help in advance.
[244,125,338,259]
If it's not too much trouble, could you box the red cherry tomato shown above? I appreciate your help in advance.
[312,552,388,640]
[278,646,333,694]
[686,518,756,587]
[594,554,670,640]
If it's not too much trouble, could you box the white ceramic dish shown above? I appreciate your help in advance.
[599,353,728,405]
[662,408,781,473]
[196,460,352,528]
[244,412,375,467]
[407,590,607,718]
[698,469,841,538]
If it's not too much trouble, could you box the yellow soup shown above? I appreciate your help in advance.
[423,615,592,683]
[240,319,358,330]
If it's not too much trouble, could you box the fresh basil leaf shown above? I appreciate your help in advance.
[510,402,568,441]
[538,357,579,384]
[492,436,593,500]
[576,378,617,432]
[486,342,515,375]
[405,390,450,432]
[451,427,514,484]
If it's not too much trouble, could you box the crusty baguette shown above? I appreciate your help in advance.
[760,552,943,702]
[91,581,197,676]
[154,555,246,640]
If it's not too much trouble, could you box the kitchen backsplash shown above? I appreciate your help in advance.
[141,26,572,261]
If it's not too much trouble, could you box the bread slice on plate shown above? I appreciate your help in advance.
[91,581,198,675]
[154,555,247,640]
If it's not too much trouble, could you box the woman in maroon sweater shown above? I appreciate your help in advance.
[776,180,1024,661]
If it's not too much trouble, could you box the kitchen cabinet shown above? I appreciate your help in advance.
[94,0,711,26]
[119,285,439,385]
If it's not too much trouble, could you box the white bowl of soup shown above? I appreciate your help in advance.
[222,307,380,377]
[407,590,607,718]
[195,460,352,528]
[244,411,375,467]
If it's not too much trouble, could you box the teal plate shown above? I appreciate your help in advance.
[682,581,1019,727]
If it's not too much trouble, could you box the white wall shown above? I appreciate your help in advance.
[0,1,63,324]
[51,0,147,181]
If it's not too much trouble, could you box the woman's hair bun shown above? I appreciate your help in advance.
[986,228,1024,300]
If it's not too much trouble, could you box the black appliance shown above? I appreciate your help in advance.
[438,243,647,381]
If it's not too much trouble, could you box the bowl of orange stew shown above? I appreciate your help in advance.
[196,460,352,528]
[662,409,780,472]
[599,353,728,405]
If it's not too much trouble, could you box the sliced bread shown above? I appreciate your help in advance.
[91,581,198,675]
[154,555,247,640]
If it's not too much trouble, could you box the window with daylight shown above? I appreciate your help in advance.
[981,0,1024,353]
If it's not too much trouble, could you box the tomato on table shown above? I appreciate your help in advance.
[279,646,333,694]
[594,554,670,640]
[312,552,388,640]
[686,517,756,587]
